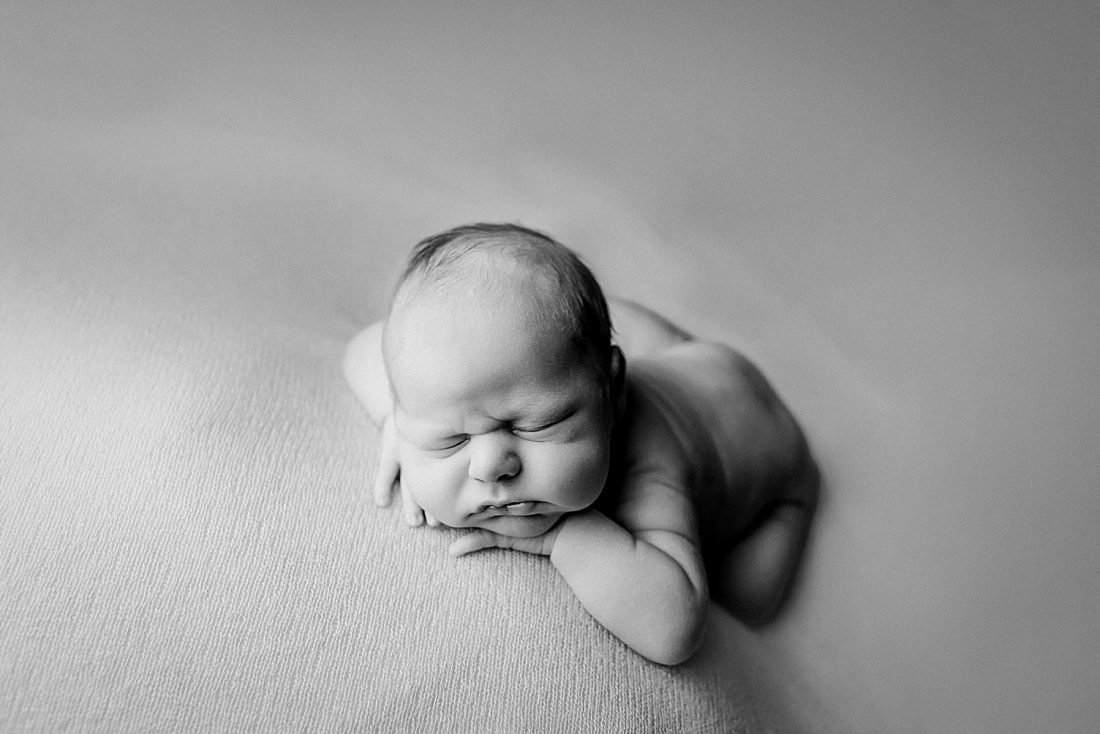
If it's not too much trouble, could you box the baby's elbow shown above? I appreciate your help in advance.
[643,600,707,666]
[652,629,704,667]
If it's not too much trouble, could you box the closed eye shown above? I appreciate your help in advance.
[430,435,469,452]
[513,412,573,437]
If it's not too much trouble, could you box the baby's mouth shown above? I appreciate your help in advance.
[478,501,539,516]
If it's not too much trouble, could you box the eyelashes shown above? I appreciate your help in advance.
[512,424,550,436]
[516,408,576,435]
[425,422,560,452]
[430,435,469,452]
[413,409,578,454]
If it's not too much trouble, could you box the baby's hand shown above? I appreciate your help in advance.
[373,414,440,528]
[448,523,563,558]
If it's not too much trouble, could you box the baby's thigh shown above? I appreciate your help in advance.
[716,351,816,498]
[690,346,819,546]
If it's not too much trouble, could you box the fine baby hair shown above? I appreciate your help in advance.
[390,222,616,386]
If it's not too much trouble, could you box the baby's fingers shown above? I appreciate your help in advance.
[373,462,398,508]
[400,484,426,527]
[449,530,501,557]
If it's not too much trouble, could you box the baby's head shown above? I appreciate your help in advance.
[382,223,623,538]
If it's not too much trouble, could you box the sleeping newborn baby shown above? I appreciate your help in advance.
[343,223,818,665]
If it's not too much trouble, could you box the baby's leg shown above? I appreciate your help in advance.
[712,464,819,626]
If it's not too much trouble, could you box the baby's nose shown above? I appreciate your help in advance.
[467,434,521,483]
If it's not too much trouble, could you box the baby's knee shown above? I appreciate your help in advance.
[714,502,813,625]
[788,451,821,510]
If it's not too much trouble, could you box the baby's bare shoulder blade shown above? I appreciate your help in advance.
[651,341,795,429]
[629,341,811,499]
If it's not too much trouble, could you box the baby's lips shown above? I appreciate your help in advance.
[479,501,538,515]
[503,501,536,514]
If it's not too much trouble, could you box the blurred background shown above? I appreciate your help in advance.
[3,2,1098,732]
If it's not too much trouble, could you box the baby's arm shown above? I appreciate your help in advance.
[452,480,707,666]
[549,477,709,666]
[342,320,392,426]
[452,401,710,666]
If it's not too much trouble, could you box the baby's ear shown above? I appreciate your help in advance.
[609,345,627,422]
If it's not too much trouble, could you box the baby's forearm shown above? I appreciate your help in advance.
[550,510,707,665]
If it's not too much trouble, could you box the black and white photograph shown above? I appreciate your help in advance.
[2,2,1097,732]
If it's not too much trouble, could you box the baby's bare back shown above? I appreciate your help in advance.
[616,333,813,557]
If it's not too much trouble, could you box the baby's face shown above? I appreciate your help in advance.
[385,296,613,538]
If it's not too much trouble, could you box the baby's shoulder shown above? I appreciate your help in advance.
[628,341,760,408]
[606,342,758,518]
[621,340,796,478]
[616,342,743,477]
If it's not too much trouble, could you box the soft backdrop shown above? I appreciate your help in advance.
[2,2,1098,733]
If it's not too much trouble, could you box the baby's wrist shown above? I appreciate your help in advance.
[547,509,601,564]
[547,514,573,563]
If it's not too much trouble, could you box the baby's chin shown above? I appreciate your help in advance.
[469,512,564,538]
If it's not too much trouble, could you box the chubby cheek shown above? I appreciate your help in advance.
[530,439,610,510]
[397,448,467,524]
